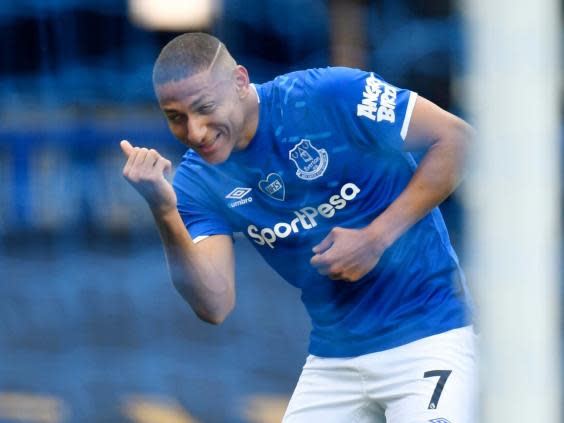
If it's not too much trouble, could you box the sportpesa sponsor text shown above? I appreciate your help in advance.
[247,183,361,248]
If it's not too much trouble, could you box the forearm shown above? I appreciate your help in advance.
[366,120,470,249]
[152,208,234,324]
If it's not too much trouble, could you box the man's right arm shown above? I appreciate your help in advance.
[120,140,235,325]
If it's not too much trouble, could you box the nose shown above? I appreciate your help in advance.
[186,115,207,145]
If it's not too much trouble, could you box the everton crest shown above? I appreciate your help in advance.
[289,139,329,180]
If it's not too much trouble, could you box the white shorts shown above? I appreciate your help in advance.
[282,326,477,423]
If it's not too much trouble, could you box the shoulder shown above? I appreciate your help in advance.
[173,150,211,192]
[175,150,205,176]
[266,67,368,95]
[305,67,371,99]
[258,67,372,112]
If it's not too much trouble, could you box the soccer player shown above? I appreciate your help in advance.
[120,32,476,422]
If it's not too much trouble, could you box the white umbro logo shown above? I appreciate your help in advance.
[226,187,253,208]
[429,419,452,423]
[226,187,252,199]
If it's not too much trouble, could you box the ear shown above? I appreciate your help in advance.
[232,65,251,98]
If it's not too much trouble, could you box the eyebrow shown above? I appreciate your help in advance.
[190,95,210,109]
[162,94,211,114]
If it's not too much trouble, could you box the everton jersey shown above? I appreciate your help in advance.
[173,67,472,358]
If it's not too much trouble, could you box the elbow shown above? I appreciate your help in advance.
[196,310,230,325]
[172,277,235,325]
[453,117,474,150]
[437,117,473,166]
[195,298,235,325]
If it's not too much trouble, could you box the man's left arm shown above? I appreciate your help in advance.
[366,96,472,250]
[310,96,473,281]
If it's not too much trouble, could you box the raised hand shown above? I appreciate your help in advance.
[120,140,177,217]
[310,226,386,282]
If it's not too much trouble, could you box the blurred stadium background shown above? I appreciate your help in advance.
[0,0,561,422]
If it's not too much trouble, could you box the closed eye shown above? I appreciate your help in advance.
[198,103,216,114]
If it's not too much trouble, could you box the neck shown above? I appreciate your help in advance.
[238,85,259,150]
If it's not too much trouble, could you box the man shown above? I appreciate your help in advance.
[121,32,476,422]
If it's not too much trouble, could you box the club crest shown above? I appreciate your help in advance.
[258,173,285,201]
[289,139,329,180]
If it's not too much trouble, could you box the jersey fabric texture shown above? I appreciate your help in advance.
[173,67,472,358]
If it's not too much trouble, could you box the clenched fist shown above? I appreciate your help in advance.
[310,226,386,282]
[120,140,177,217]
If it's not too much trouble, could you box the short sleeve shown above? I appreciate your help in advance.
[173,161,234,241]
[313,67,417,152]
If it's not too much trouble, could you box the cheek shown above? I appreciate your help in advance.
[219,98,241,123]
[227,107,245,131]
[169,123,187,140]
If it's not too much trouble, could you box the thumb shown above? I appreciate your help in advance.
[120,139,134,158]
[163,158,172,176]
[312,233,334,255]
[156,157,173,178]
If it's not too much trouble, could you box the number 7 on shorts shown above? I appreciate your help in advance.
[423,370,452,409]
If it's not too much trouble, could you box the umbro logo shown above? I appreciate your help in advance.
[429,419,452,423]
[226,187,252,199]
[225,187,253,208]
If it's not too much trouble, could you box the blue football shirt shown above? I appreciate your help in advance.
[173,67,472,358]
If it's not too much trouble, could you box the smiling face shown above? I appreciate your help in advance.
[155,65,258,164]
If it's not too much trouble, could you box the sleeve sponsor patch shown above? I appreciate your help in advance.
[356,73,397,123]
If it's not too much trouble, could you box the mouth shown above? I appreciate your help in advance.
[199,132,222,154]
